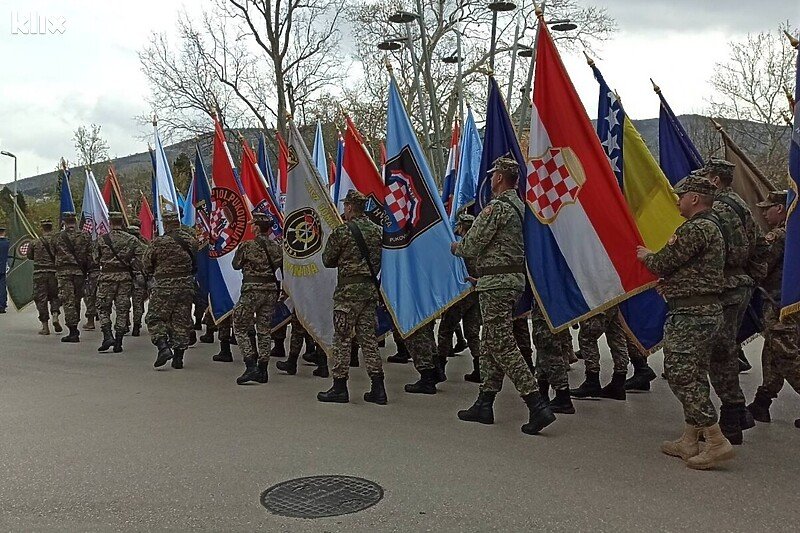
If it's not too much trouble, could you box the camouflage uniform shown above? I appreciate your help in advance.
[232,233,282,365]
[321,213,383,380]
[405,322,437,372]
[95,222,140,336]
[143,218,198,351]
[83,240,100,322]
[126,225,149,330]
[577,306,629,374]
[26,228,61,323]
[53,217,91,329]
[531,304,570,391]
[642,201,725,428]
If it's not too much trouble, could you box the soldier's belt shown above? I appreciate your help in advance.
[242,274,277,284]
[667,295,720,310]
[339,275,374,286]
[479,264,526,276]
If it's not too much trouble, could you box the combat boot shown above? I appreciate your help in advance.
[52,313,63,333]
[625,360,657,391]
[113,332,124,353]
[276,354,298,375]
[719,404,743,445]
[236,358,262,384]
[317,378,349,403]
[661,424,700,461]
[435,356,448,383]
[131,323,141,337]
[739,404,755,431]
[83,316,95,330]
[98,327,115,352]
[363,374,388,405]
[686,424,735,470]
[199,328,215,343]
[404,368,438,394]
[213,340,234,362]
[387,341,410,363]
[153,340,173,367]
[38,321,51,335]
[521,392,557,435]
[188,330,197,347]
[171,348,184,369]
[570,371,601,398]
[599,372,627,400]
[464,357,481,383]
[747,387,773,423]
[303,349,324,366]
[538,378,551,402]
[548,389,576,414]
[270,341,286,359]
[193,315,203,330]
[313,364,329,378]
[452,332,468,355]
[61,325,80,343]
[457,391,496,424]
[253,360,268,382]
[349,342,360,367]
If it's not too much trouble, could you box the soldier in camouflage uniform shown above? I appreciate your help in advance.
[82,239,100,331]
[53,212,91,342]
[231,213,282,384]
[452,157,555,435]
[277,315,329,377]
[95,212,140,353]
[571,306,629,400]
[703,159,767,444]
[638,175,734,470]
[404,321,440,394]
[318,190,385,405]
[530,302,575,414]
[746,191,800,427]
[126,220,149,337]
[144,211,198,369]
[27,219,62,335]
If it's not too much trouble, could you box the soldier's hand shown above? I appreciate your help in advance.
[635,245,652,262]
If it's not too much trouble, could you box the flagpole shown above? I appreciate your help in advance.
[516,4,544,136]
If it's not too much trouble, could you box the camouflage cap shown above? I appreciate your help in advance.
[756,190,788,209]
[40,218,53,226]
[109,211,125,223]
[343,189,367,207]
[252,212,272,224]
[488,156,519,175]
[703,157,735,176]
[61,211,77,221]
[673,174,716,196]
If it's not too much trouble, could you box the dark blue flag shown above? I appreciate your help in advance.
[655,84,704,185]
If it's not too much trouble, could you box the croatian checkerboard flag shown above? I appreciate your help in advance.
[524,21,655,330]
[81,168,109,240]
[440,120,460,215]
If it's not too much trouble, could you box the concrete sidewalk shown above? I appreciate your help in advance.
[0,307,798,531]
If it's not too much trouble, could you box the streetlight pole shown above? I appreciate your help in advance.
[1,150,18,226]
[488,2,517,72]
[442,27,464,126]
[506,14,521,104]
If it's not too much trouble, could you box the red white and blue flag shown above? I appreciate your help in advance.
[440,120,460,215]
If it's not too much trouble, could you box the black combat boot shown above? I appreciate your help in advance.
[303,349,324,366]
[131,323,141,337]
[98,326,115,352]
[276,354,298,375]
[404,368,438,394]
[457,391,496,424]
[171,348,184,369]
[538,378,551,402]
[349,341,360,367]
[452,326,468,355]
[199,328,215,343]
[270,341,286,359]
[255,360,268,383]
[599,372,627,400]
[521,392,557,435]
[387,340,410,363]
[464,357,481,383]
[549,389,576,414]
[317,377,349,403]
[61,325,80,343]
[570,371,601,398]
[739,403,755,431]
[188,330,197,347]
[435,356,448,383]
[193,315,202,330]
[747,387,773,423]
[213,340,234,362]
[237,358,262,384]
[313,363,329,378]
[624,358,657,391]
[719,403,743,445]
[112,332,124,353]
[363,374,388,405]
[153,340,173,367]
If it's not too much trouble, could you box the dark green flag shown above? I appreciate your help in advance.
[0,195,36,310]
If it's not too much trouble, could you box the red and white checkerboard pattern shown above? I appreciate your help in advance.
[526,148,581,221]
[385,180,412,226]
[208,207,231,246]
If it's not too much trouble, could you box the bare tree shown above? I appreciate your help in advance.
[708,22,797,180]
[73,124,110,167]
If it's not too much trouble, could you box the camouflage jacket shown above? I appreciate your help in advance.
[643,209,725,304]
[760,223,786,299]
[454,189,525,292]
[94,229,141,282]
[53,227,91,275]
[26,233,58,272]
[322,215,382,302]
[712,187,767,289]
[232,235,282,292]
[143,228,198,285]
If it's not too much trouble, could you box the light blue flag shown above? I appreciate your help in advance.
[383,75,472,335]
[312,119,329,186]
[450,108,482,227]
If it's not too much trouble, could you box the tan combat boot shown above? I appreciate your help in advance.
[52,313,63,333]
[38,321,51,335]
[686,424,735,470]
[661,424,700,460]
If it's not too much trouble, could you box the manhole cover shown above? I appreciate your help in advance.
[260,475,383,519]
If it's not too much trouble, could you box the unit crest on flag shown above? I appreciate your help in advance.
[526,147,586,223]
[209,187,247,258]
[284,207,323,259]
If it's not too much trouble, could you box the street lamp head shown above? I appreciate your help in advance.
[518,48,534,57]
[550,22,578,32]
[442,54,460,64]
[0,151,15,158]
[377,40,404,51]
[488,1,516,12]
[389,11,419,24]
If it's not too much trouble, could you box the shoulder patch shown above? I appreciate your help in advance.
[765,231,777,243]
[481,204,494,216]
[668,233,678,246]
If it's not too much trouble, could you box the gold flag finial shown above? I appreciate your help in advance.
[709,117,723,131]
[583,51,595,66]
[650,78,661,94]
[534,3,543,19]
[785,30,799,49]
[384,57,394,73]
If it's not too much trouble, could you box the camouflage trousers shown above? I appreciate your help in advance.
[146,280,194,350]
[131,286,148,327]
[97,278,133,334]
[83,271,99,319]
[331,298,382,379]
[33,271,60,322]
[57,273,85,327]
[663,307,723,427]
[577,307,629,374]
[531,308,570,391]
[478,289,535,396]
[233,288,278,364]
[406,322,436,372]
[710,286,750,405]
[437,293,481,359]
[513,317,533,359]
[760,304,800,398]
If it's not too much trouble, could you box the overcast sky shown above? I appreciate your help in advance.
[0,0,797,184]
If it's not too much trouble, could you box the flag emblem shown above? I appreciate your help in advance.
[16,239,32,258]
[208,187,247,258]
[284,207,323,259]
[386,172,422,229]
[526,147,586,223]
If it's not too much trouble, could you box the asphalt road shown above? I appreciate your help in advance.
[1,307,798,532]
